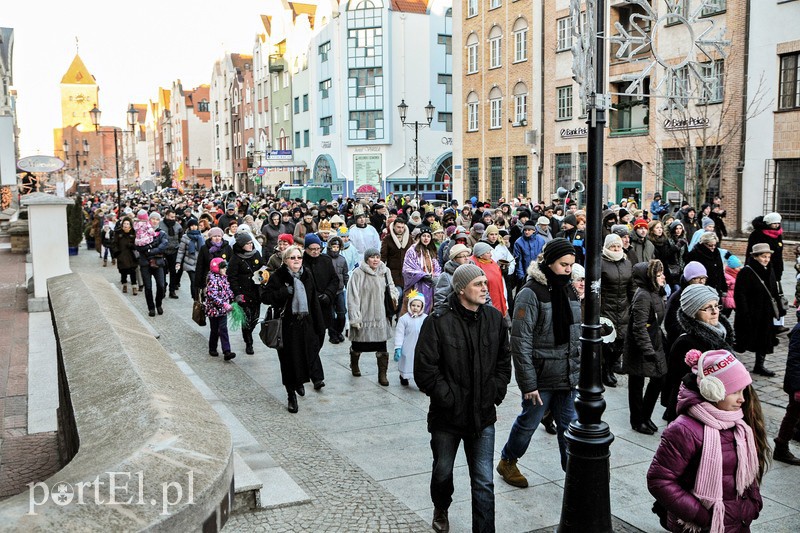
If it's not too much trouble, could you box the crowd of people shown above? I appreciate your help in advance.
[78,188,800,533]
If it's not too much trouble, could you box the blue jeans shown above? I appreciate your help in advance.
[501,389,578,471]
[140,263,166,311]
[430,425,495,533]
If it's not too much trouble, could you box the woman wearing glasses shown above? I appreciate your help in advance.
[623,259,668,435]
[662,283,734,422]
[260,245,326,413]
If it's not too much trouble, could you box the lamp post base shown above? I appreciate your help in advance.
[558,422,614,533]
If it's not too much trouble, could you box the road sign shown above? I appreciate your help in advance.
[254,176,262,185]
[443,173,451,190]
[257,166,266,176]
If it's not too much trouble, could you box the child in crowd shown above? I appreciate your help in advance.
[134,210,155,247]
[205,257,236,361]
[722,255,742,318]
[648,349,768,532]
[101,213,116,267]
[394,290,426,387]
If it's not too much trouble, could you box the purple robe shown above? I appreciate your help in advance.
[401,246,441,315]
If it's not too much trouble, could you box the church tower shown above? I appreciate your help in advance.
[59,53,98,132]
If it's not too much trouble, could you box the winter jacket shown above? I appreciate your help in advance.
[628,233,655,264]
[176,230,205,273]
[734,261,785,355]
[685,243,726,297]
[622,262,666,378]
[293,220,317,246]
[414,292,512,437]
[786,324,800,395]
[135,229,169,268]
[722,267,738,310]
[111,226,137,271]
[303,251,339,328]
[746,217,785,283]
[205,272,233,318]
[347,261,398,343]
[260,212,285,254]
[227,246,264,304]
[510,261,582,393]
[158,219,184,255]
[196,240,233,290]
[380,227,412,288]
[485,240,516,276]
[513,233,546,281]
[600,255,635,346]
[327,249,349,293]
[473,256,507,317]
[648,385,763,532]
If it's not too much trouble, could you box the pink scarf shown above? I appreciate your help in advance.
[762,228,782,239]
[684,402,759,533]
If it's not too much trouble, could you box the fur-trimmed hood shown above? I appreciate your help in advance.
[676,308,735,349]
[526,259,548,285]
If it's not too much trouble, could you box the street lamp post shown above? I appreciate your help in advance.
[90,105,139,216]
[397,100,435,202]
[558,0,614,530]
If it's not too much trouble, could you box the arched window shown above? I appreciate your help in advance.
[466,33,479,74]
[512,18,528,62]
[467,91,479,132]
[513,82,528,123]
[488,26,502,69]
[489,87,502,129]
[616,160,643,182]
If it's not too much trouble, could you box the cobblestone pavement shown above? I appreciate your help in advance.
[0,250,61,499]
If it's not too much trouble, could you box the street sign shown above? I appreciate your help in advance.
[17,155,65,173]
[254,176,261,185]
[257,166,266,176]
[443,173,451,190]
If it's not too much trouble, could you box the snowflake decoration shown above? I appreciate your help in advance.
[607,0,731,112]
[571,0,597,108]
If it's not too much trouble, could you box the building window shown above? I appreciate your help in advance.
[662,148,686,193]
[283,104,290,121]
[438,34,452,55]
[273,107,279,124]
[672,66,690,107]
[701,60,724,103]
[779,53,800,110]
[349,67,383,97]
[489,26,502,69]
[282,71,289,88]
[489,157,503,203]
[198,99,209,112]
[349,110,383,140]
[697,146,721,204]
[320,79,332,99]
[319,41,331,62]
[513,82,528,124]
[611,89,649,136]
[295,131,301,147]
[557,86,573,120]
[513,19,528,62]
[438,112,453,133]
[468,0,478,17]
[467,158,480,200]
[555,153,573,191]
[701,0,726,16]
[467,92,479,132]
[514,155,528,198]
[775,159,800,233]
[303,94,309,111]
[320,116,333,135]
[557,17,572,52]
[489,88,503,129]
[304,130,310,147]
[438,74,452,95]
[467,33,479,74]
[294,97,300,114]
[348,27,383,58]
[490,0,501,8]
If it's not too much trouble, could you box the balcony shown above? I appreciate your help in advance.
[268,54,284,73]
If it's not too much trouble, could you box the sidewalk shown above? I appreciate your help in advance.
[0,250,59,499]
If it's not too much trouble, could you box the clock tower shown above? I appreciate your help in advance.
[59,53,98,132]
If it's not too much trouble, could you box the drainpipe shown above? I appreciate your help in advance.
[736,0,751,237]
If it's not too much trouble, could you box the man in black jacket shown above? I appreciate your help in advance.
[303,233,339,357]
[415,264,511,533]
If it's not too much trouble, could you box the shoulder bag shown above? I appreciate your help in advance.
[192,291,207,327]
[383,272,397,319]
[259,305,284,350]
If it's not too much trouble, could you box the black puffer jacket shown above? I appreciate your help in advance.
[746,216,784,282]
[509,261,582,393]
[227,246,264,303]
[414,293,511,438]
[685,243,725,297]
[622,262,666,378]
[196,240,233,290]
[600,255,635,346]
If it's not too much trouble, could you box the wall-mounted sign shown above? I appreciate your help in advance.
[265,150,293,160]
[321,141,332,149]
[663,116,710,131]
[560,127,588,139]
[441,137,453,145]
[17,155,65,173]
[353,153,382,195]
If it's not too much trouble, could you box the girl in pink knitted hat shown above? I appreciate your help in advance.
[647,349,770,532]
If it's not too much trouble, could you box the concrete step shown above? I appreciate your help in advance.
[232,451,263,513]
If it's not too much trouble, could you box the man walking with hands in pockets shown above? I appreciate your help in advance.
[415,263,512,533]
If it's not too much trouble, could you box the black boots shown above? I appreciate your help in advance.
[350,349,361,377]
[286,386,298,413]
[602,352,618,387]
[773,439,800,465]
[432,507,449,532]
[753,353,776,377]
[377,352,389,386]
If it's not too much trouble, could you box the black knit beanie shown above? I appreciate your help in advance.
[541,238,575,265]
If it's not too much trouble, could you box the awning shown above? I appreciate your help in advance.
[259,160,307,169]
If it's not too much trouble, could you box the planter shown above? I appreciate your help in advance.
[68,246,79,256]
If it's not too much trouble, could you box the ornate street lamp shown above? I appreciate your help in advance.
[89,105,123,216]
[397,99,435,202]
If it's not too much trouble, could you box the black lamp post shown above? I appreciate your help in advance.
[126,104,138,188]
[63,138,89,183]
[397,99,435,202]
[90,105,137,216]
[558,0,614,530]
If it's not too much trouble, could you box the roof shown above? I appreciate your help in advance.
[391,0,428,14]
[230,53,253,72]
[60,53,96,85]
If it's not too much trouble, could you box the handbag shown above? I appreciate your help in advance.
[259,306,284,350]
[192,297,206,327]
[383,274,397,319]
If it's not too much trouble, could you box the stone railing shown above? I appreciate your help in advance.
[0,273,234,531]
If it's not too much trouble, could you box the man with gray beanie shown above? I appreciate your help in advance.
[497,238,581,489]
[415,263,511,533]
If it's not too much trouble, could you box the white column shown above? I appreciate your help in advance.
[21,193,75,299]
